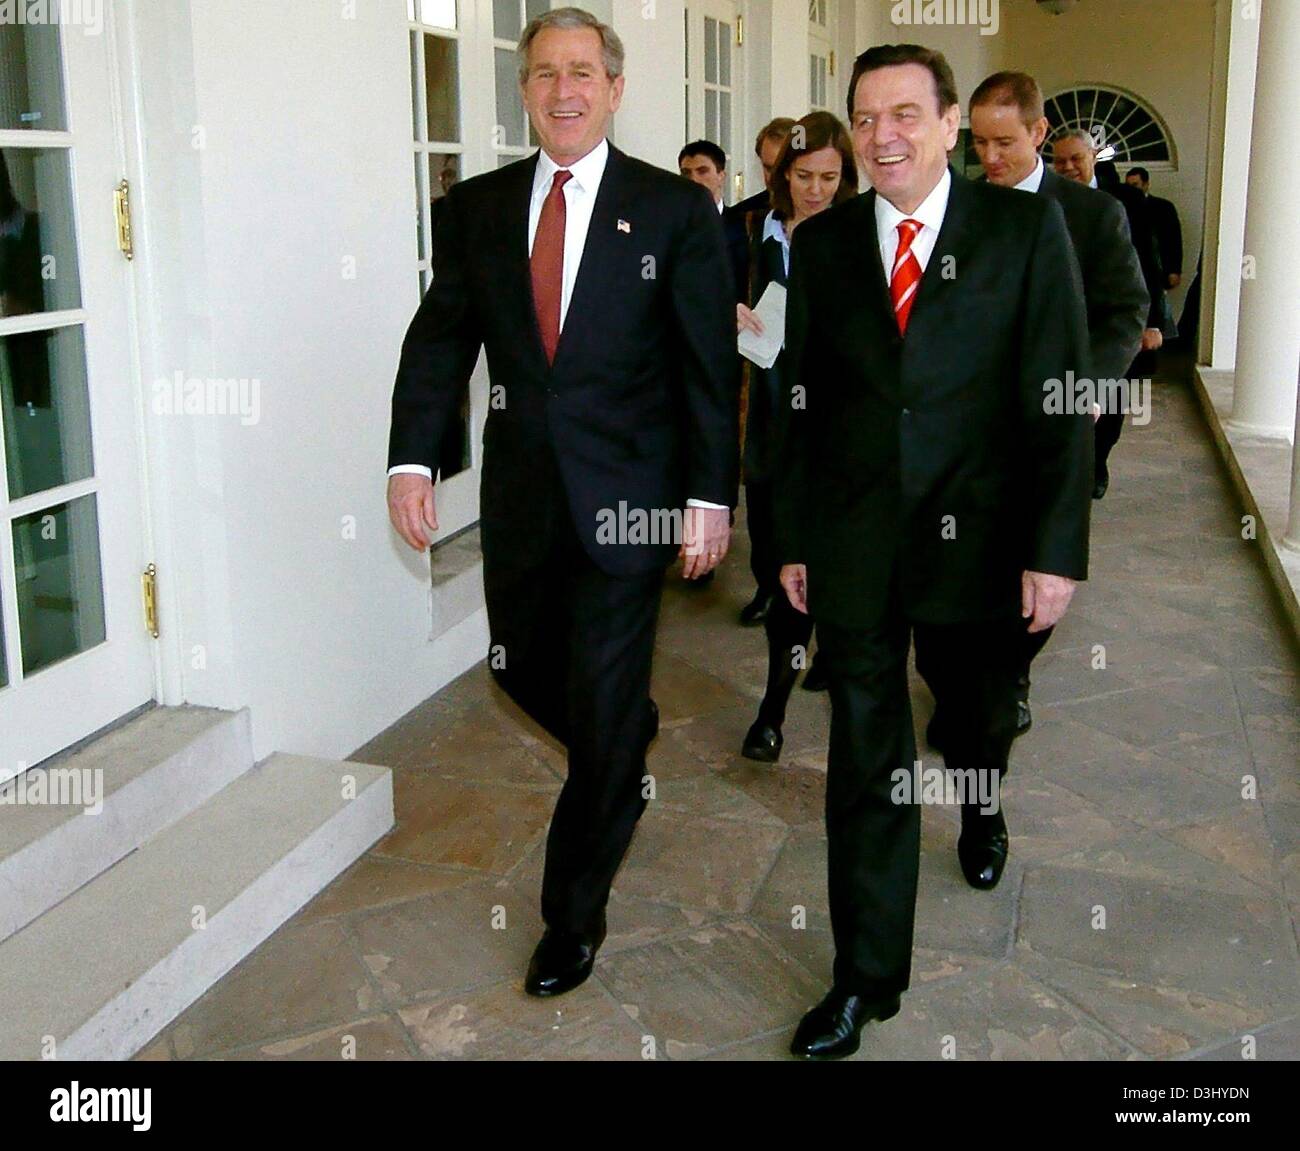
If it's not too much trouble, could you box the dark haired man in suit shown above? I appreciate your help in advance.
[1053,129,1167,497]
[1126,166,1183,291]
[929,70,1148,742]
[387,7,737,999]
[775,44,1092,1059]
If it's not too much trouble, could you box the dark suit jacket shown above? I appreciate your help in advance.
[1147,194,1183,282]
[1037,167,1148,380]
[774,169,1093,630]
[723,189,770,303]
[1105,181,1166,330]
[741,220,788,482]
[389,144,738,579]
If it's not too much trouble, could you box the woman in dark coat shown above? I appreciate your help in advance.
[738,111,858,762]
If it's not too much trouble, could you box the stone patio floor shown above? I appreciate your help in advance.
[144,363,1300,1061]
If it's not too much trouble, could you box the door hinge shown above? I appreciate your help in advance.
[829,50,836,77]
[114,179,134,260]
[142,563,159,638]
[736,15,743,46]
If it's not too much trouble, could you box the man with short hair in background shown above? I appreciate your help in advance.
[929,70,1148,743]
[1053,128,1166,498]
[1126,165,1183,290]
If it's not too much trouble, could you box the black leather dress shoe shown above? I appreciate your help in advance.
[790,987,901,1060]
[742,720,783,762]
[957,825,1010,890]
[524,915,606,997]
[740,590,775,627]
[800,659,829,693]
[1092,473,1109,500]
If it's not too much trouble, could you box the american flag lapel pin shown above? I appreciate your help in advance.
[617,219,631,234]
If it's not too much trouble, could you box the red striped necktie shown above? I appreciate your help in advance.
[890,218,923,335]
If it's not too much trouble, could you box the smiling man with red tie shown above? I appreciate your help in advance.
[386,8,736,998]
[774,44,1093,1059]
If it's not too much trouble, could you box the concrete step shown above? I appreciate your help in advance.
[0,706,254,944]
[0,753,393,1060]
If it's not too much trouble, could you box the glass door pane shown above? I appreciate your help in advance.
[0,18,66,131]
[1,147,83,315]
[12,494,105,677]
[1,324,94,500]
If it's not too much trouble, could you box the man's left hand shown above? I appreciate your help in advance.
[1022,570,1077,633]
[681,507,731,579]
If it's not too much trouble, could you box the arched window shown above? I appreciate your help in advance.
[1044,86,1175,168]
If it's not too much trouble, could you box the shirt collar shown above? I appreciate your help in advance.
[762,210,787,247]
[534,137,610,198]
[1088,173,1098,189]
[875,166,952,240]
[1014,155,1045,193]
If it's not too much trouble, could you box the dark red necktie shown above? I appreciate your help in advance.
[890,218,923,335]
[531,169,572,364]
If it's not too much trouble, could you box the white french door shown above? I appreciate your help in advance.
[0,12,154,775]
[685,0,742,204]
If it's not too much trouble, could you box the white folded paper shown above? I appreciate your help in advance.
[737,281,787,370]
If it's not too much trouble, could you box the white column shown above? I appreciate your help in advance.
[1199,0,1259,369]
[1286,374,1300,549]
[1228,0,1300,439]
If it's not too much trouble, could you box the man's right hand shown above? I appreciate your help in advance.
[388,473,438,551]
[780,563,808,615]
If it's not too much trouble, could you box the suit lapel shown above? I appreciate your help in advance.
[907,166,977,330]
[857,191,897,332]
[503,151,549,370]
[551,144,627,372]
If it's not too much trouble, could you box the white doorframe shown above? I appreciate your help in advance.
[0,5,159,773]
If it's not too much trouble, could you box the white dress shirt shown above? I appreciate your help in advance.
[529,137,611,334]
[874,166,952,277]
[391,139,727,511]
[761,211,790,278]
[1013,156,1045,194]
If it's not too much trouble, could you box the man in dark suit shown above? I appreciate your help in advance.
[1125,166,1183,290]
[723,118,795,305]
[1053,129,1166,497]
[921,71,1147,743]
[723,118,795,625]
[775,45,1092,1059]
[387,7,737,998]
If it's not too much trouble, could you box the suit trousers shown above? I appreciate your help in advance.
[744,479,779,596]
[819,609,1022,999]
[486,481,663,938]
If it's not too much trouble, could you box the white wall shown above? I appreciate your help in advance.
[131,0,485,761]
[611,0,686,171]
